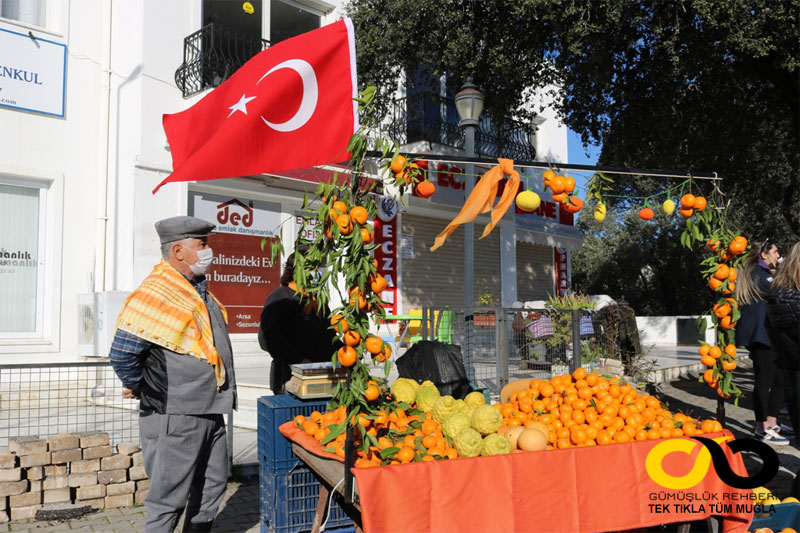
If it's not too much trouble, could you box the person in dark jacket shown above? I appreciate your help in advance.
[258,246,340,393]
[735,238,790,444]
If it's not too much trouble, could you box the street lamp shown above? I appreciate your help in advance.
[455,81,484,377]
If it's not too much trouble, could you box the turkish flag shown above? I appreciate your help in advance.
[154,18,358,193]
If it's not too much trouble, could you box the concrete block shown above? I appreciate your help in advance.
[51,448,82,464]
[44,465,67,477]
[0,468,21,482]
[97,469,126,484]
[48,433,79,452]
[104,493,133,508]
[68,472,97,487]
[75,484,105,500]
[75,432,109,448]
[43,487,71,504]
[9,490,41,508]
[20,451,50,468]
[0,452,17,469]
[26,466,44,480]
[8,436,46,455]
[82,445,112,460]
[0,510,7,523]
[43,475,69,490]
[128,465,148,481]
[10,505,40,520]
[29,480,41,492]
[135,489,148,505]
[116,443,140,456]
[69,459,100,474]
[101,454,131,471]
[131,451,144,466]
[77,497,104,509]
[106,481,135,496]
[0,480,28,497]
[136,479,150,491]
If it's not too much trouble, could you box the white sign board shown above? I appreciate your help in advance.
[189,191,281,237]
[0,28,67,117]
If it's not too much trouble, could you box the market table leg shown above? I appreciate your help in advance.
[310,483,329,533]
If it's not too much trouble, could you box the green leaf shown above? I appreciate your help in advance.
[321,423,346,445]
[379,447,400,459]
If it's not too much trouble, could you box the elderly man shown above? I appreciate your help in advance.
[109,216,237,533]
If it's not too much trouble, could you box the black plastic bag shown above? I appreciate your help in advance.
[396,341,473,399]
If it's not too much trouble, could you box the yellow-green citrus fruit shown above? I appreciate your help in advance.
[515,191,541,212]
[593,202,607,223]
[663,199,676,215]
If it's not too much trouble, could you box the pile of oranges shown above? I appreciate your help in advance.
[678,193,707,217]
[495,367,722,449]
[542,170,583,213]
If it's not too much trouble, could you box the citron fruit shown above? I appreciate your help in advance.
[593,202,607,222]
[515,190,541,212]
[663,199,675,214]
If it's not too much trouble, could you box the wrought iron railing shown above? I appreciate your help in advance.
[388,92,537,160]
[175,23,270,98]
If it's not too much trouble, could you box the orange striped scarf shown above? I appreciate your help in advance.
[115,260,227,388]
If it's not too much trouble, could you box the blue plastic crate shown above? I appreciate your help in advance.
[750,502,800,531]
[259,462,354,533]
[258,395,329,475]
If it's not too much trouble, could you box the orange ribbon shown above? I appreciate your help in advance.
[430,158,520,251]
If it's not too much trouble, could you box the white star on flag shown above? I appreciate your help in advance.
[227,94,256,118]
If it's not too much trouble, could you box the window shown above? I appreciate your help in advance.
[270,0,320,44]
[0,181,46,336]
[0,0,46,28]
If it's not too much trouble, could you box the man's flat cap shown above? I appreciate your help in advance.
[155,216,216,244]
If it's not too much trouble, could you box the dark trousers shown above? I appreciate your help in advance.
[750,344,785,422]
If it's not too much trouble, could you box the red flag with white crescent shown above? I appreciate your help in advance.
[154,18,358,193]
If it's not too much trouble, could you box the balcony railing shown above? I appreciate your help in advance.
[388,92,536,160]
[175,23,270,98]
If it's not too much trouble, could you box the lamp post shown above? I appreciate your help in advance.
[455,81,484,377]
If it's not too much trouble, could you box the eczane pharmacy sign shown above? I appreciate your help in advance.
[0,28,66,117]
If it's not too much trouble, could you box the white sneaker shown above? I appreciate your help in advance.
[756,427,790,445]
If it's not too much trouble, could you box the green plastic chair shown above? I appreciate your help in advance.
[408,309,455,344]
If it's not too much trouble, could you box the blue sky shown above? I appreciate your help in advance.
[566,128,601,166]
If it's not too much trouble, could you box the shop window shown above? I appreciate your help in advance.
[0,181,46,336]
[270,0,321,44]
[1,0,46,28]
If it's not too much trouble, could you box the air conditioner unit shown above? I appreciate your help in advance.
[77,292,130,357]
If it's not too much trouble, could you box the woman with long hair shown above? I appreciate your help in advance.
[734,238,790,444]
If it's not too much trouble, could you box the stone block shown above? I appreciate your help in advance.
[101,454,131,471]
[8,436,46,456]
[0,452,17,469]
[0,468,21,482]
[44,465,67,477]
[26,466,44,480]
[97,469,126,484]
[69,459,99,474]
[134,489,148,505]
[77,497,104,509]
[43,487,70,504]
[43,475,69,490]
[128,465,148,481]
[68,472,97,487]
[29,480,41,492]
[51,448,82,464]
[0,480,28,497]
[116,443,140,456]
[0,510,7,523]
[104,493,133,508]
[131,451,144,466]
[136,479,150,491]
[75,484,105,500]
[82,445,112,460]
[75,431,109,448]
[48,433,79,452]
[10,505,40,520]
[106,481,135,496]
[9,490,41,508]
[19,451,50,468]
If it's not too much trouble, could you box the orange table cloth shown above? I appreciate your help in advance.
[280,423,753,533]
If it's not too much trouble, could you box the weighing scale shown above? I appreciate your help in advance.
[284,362,349,399]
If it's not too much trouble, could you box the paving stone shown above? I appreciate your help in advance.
[0,480,28,497]
[135,479,150,491]
[9,504,40,520]
[97,469,126,484]
[42,475,68,490]
[28,481,41,492]
[115,443,140,456]
[0,469,20,483]
[105,481,135,497]
[0,453,17,470]
[74,432,109,448]
[8,437,46,456]
[0,510,7,524]
[100,455,130,471]
[43,487,70,504]
[134,489,148,505]
[47,434,79,452]
[75,484,105,500]
[50,448,82,465]
[8,491,41,508]
[43,465,66,477]
[19,452,50,468]
[35,503,92,521]
[131,451,144,466]
[24,467,43,481]
[128,465,147,481]
[75,497,104,509]
[104,494,133,508]
[68,472,97,487]
[82,445,112,460]
[68,459,99,475]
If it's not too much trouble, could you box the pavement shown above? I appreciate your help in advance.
[4,346,797,532]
